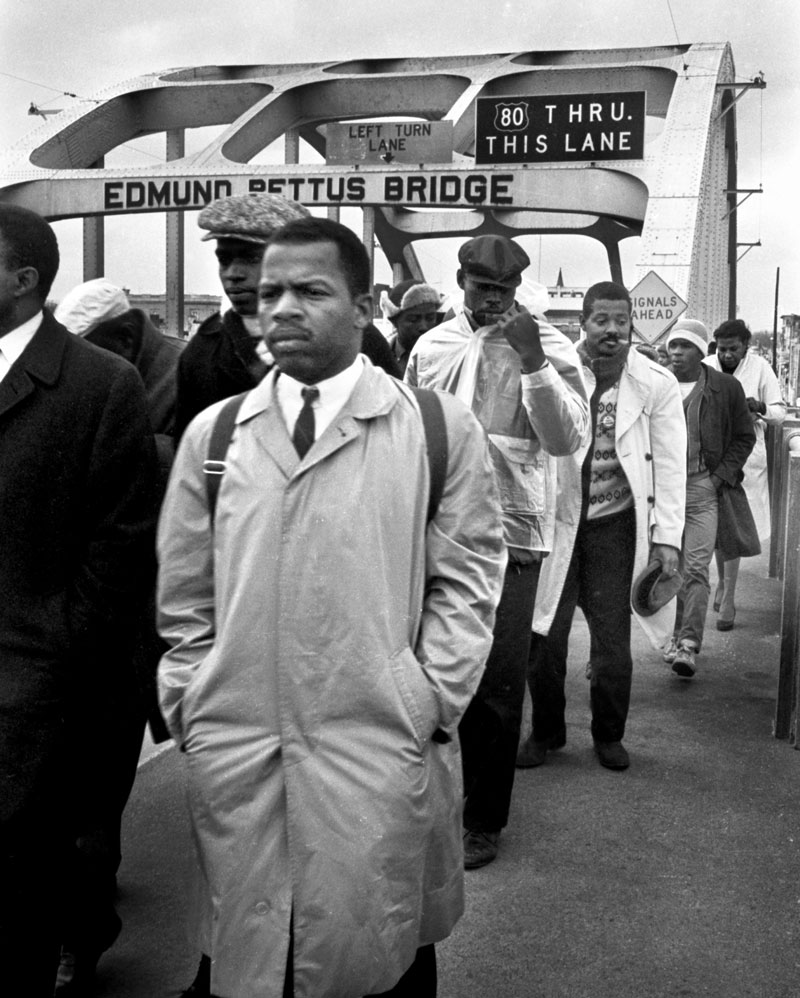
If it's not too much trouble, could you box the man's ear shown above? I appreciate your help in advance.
[15,266,40,298]
[353,293,373,331]
[456,269,465,291]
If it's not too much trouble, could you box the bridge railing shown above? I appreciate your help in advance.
[769,414,800,742]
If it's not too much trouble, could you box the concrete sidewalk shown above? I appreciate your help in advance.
[103,549,799,998]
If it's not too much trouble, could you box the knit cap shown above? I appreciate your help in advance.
[54,278,129,336]
[666,318,709,357]
[379,280,442,321]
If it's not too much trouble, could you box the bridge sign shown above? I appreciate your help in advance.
[629,271,687,343]
[326,120,453,165]
[475,91,645,165]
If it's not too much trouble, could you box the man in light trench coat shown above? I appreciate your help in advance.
[157,217,507,998]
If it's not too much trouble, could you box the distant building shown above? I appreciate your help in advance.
[124,292,221,337]
[543,269,584,341]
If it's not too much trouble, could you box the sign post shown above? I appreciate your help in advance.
[629,271,687,344]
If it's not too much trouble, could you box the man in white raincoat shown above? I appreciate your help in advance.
[520,282,686,772]
[405,235,589,868]
[157,218,506,998]
[706,318,786,629]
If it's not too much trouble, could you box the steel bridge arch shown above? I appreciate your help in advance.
[0,42,739,333]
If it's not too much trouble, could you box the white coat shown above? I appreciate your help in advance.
[533,348,687,649]
[705,351,786,539]
[157,361,506,998]
[406,306,589,553]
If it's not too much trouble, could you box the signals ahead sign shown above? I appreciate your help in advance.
[630,271,687,343]
[475,91,646,165]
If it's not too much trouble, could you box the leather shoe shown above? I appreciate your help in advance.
[463,829,500,869]
[516,730,567,768]
[594,740,630,770]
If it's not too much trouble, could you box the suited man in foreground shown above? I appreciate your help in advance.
[0,205,159,995]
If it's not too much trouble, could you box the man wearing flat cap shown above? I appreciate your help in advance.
[406,234,589,869]
[173,193,310,441]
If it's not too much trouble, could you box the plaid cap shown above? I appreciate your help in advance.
[458,235,530,288]
[198,193,310,244]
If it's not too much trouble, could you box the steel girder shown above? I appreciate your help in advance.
[0,43,736,326]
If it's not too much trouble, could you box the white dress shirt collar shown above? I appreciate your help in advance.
[0,311,43,383]
[276,355,364,442]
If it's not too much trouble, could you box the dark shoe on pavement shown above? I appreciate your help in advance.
[671,641,697,678]
[180,955,211,997]
[463,829,500,869]
[594,740,630,770]
[516,731,567,768]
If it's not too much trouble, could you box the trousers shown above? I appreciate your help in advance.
[674,474,719,651]
[528,507,637,744]
[461,559,541,832]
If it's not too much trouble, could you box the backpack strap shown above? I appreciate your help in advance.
[203,384,448,527]
[406,384,448,525]
[204,391,249,525]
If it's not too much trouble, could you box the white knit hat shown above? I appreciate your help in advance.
[666,318,709,357]
[54,278,130,336]
[379,281,442,322]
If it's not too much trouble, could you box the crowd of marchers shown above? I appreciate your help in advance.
[0,193,783,998]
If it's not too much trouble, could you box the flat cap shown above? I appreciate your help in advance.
[458,235,530,288]
[198,193,310,244]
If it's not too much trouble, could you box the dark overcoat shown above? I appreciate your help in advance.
[0,310,159,841]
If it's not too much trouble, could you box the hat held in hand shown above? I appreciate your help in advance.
[631,560,683,617]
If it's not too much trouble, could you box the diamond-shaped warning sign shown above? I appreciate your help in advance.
[629,271,687,343]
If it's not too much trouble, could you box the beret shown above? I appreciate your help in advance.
[631,560,683,617]
[198,193,310,244]
[54,278,130,337]
[458,235,530,288]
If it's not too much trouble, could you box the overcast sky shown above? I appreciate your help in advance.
[1,0,798,329]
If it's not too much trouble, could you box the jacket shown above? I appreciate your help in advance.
[694,365,756,486]
[533,347,687,649]
[157,360,507,998]
[174,309,267,442]
[0,311,159,827]
[405,306,589,553]
[705,351,785,538]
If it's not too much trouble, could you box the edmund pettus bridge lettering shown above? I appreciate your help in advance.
[103,172,514,210]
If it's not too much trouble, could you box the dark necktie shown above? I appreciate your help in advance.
[293,386,319,458]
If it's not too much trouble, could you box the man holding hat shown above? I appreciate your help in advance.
[406,234,589,869]
[520,281,686,774]
[173,192,310,441]
[663,318,754,677]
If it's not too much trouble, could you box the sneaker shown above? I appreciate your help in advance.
[672,642,697,678]
[463,829,500,869]
[593,740,630,770]
[662,637,679,664]
[516,730,567,768]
